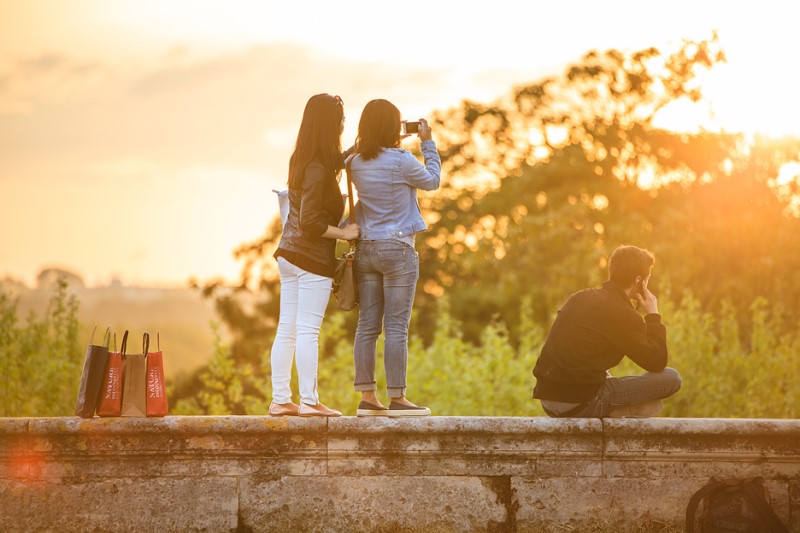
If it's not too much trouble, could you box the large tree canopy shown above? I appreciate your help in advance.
[409,36,800,342]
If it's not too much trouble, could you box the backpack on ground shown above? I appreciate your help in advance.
[686,477,789,533]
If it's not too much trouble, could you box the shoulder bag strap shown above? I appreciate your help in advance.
[345,157,357,252]
[685,480,724,533]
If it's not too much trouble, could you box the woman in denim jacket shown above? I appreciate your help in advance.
[347,99,441,417]
[269,94,360,418]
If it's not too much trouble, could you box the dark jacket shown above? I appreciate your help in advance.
[532,281,668,403]
[274,161,344,278]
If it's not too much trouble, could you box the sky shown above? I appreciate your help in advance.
[1,0,798,287]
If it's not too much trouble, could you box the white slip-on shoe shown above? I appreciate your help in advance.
[356,401,390,417]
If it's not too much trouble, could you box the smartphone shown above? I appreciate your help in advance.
[636,279,645,296]
[401,120,420,135]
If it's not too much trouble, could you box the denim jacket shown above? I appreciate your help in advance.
[347,140,441,241]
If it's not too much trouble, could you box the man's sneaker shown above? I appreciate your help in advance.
[356,401,389,417]
[387,401,431,417]
[607,400,664,418]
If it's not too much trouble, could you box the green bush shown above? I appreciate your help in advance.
[647,295,800,418]
[174,291,799,419]
[0,279,82,417]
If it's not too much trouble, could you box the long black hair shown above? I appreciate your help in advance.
[287,93,344,189]
[355,99,402,161]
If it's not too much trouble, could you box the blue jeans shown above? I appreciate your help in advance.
[542,368,682,418]
[353,240,419,398]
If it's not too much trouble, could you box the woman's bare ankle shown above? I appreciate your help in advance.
[362,391,382,406]
[390,396,416,407]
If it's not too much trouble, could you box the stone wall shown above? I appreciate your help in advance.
[1,416,799,532]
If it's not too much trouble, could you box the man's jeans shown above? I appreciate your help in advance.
[353,240,419,398]
[270,257,332,406]
[542,368,682,418]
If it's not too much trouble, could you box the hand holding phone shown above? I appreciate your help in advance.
[401,119,432,141]
[401,120,420,135]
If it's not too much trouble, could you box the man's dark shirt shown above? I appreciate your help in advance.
[532,281,668,403]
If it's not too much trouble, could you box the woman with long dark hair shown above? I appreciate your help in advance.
[269,93,359,417]
[347,99,441,417]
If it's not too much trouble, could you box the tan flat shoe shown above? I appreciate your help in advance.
[298,402,342,417]
[269,401,300,417]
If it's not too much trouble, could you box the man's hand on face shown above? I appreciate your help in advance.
[636,279,659,315]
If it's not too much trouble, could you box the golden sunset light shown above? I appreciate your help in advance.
[5,6,800,529]
[1,0,798,287]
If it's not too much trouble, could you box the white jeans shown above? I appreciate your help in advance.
[270,257,332,406]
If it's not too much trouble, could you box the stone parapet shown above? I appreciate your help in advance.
[1,416,799,532]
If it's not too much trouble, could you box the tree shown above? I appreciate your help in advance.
[412,36,742,342]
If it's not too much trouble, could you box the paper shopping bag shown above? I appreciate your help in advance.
[97,332,124,417]
[120,332,149,417]
[75,325,111,418]
[145,332,168,417]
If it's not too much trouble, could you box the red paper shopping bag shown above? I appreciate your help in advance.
[97,331,125,417]
[146,332,169,417]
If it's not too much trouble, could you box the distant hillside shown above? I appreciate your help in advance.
[5,278,217,379]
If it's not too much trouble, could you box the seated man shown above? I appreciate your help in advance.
[532,245,681,418]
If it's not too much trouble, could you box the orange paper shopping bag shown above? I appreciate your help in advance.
[145,333,169,417]
[97,332,124,416]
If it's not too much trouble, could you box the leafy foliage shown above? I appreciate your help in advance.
[171,291,800,418]
[0,279,82,416]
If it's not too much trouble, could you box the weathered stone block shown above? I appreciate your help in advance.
[239,475,510,532]
[327,417,603,477]
[3,477,239,533]
[16,416,328,482]
[513,476,616,532]
[603,418,800,461]
[0,418,31,479]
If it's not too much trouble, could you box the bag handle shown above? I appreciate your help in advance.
[157,332,160,352]
[120,330,129,356]
[90,325,113,348]
[142,332,150,357]
[345,157,357,253]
